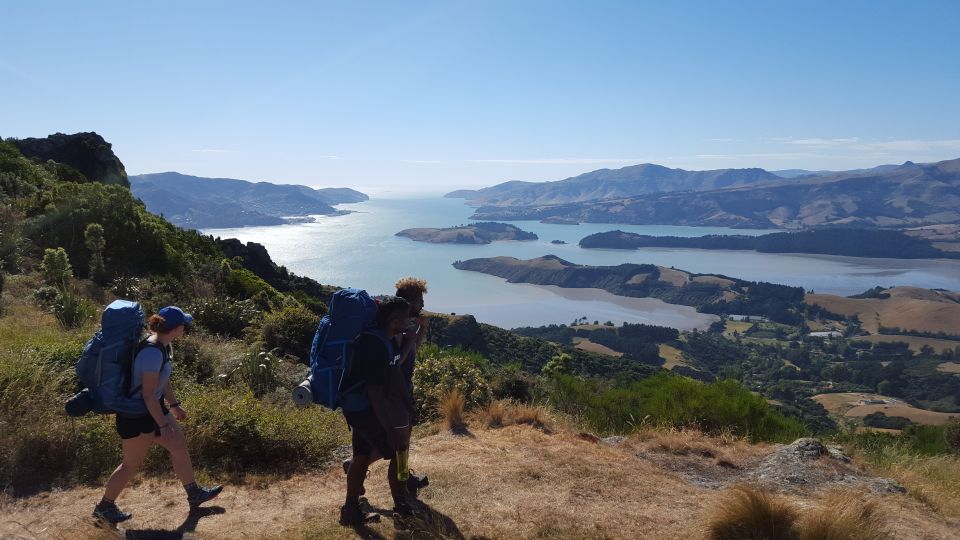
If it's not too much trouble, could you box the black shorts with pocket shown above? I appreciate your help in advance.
[343,408,393,459]
[115,402,169,440]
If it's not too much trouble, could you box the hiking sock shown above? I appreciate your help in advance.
[97,497,117,508]
[184,482,201,496]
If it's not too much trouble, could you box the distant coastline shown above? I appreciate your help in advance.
[578,229,960,260]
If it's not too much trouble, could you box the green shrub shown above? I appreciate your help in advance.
[0,350,119,494]
[550,372,807,441]
[412,345,491,420]
[33,285,61,308]
[84,223,107,284]
[238,351,281,396]
[257,305,320,362]
[52,289,96,329]
[109,275,142,299]
[189,296,261,337]
[41,247,72,289]
[182,388,345,473]
[225,267,279,300]
[491,363,537,402]
[946,419,960,454]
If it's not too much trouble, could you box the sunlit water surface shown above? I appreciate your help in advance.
[204,197,960,329]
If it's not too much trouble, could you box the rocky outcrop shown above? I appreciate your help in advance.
[11,132,128,186]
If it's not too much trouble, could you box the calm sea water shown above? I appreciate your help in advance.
[204,197,960,329]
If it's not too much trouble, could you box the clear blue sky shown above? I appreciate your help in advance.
[3,1,959,194]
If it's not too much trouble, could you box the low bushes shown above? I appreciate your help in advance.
[412,344,491,420]
[183,388,345,473]
[549,372,807,441]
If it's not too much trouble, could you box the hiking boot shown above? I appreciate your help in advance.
[406,473,429,498]
[92,501,132,524]
[339,502,380,526]
[187,484,223,508]
[392,497,419,517]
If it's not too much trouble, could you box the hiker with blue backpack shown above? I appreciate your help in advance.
[337,295,418,525]
[73,303,222,524]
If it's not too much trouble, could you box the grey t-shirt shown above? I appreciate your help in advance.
[130,341,172,401]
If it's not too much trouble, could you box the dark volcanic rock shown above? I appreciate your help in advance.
[11,132,128,186]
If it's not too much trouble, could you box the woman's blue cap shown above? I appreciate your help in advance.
[158,306,193,330]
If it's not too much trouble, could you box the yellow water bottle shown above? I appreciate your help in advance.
[396,448,410,481]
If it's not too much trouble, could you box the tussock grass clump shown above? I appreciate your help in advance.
[798,490,887,540]
[485,399,507,428]
[510,403,551,431]
[439,388,467,432]
[706,486,799,540]
[706,486,890,540]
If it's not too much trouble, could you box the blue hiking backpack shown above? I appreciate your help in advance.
[65,300,151,417]
[306,288,380,410]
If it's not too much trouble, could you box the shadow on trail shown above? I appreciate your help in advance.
[121,506,225,539]
[356,501,466,539]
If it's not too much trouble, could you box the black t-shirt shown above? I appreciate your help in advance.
[340,332,398,392]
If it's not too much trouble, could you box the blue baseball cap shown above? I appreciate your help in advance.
[157,306,193,330]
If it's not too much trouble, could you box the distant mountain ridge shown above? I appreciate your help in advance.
[130,172,367,229]
[446,163,785,206]
[467,158,960,229]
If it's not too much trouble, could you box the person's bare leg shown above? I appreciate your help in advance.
[346,453,371,501]
[103,433,154,501]
[154,415,196,486]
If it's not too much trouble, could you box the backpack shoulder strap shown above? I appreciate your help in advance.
[127,339,171,397]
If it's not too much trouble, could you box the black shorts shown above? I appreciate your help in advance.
[116,402,169,440]
[343,408,393,459]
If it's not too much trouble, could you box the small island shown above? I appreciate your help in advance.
[541,216,580,225]
[396,222,538,244]
[551,239,567,245]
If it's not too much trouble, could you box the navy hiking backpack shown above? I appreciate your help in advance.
[65,300,150,417]
[301,288,379,410]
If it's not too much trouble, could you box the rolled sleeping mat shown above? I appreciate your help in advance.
[292,376,314,407]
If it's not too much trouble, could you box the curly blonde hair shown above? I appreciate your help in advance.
[395,276,428,299]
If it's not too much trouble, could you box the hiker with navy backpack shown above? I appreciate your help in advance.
[338,296,418,526]
[73,304,222,524]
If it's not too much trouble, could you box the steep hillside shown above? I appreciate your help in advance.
[447,163,783,206]
[470,158,960,228]
[131,172,367,229]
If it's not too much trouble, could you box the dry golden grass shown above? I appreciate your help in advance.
[861,334,960,354]
[659,343,689,370]
[509,403,552,431]
[798,489,888,540]
[845,404,957,426]
[937,362,960,374]
[439,388,466,432]
[657,266,691,286]
[573,337,623,357]
[484,399,507,428]
[6,424,957,539]
[805,288,960,335]
[705,485,799,540]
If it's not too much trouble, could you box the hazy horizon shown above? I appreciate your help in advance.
[3,1,959,191]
